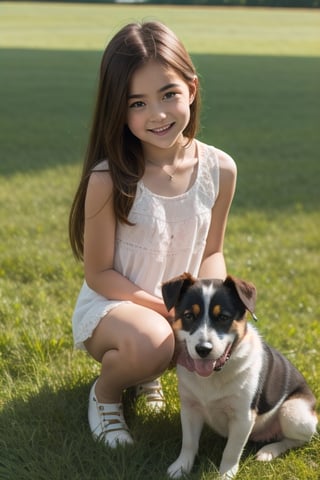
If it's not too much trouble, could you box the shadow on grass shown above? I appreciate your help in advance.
[0,380,252,480]
[0,382,177,480]
[0,379,264,480]
[1,48,319,212]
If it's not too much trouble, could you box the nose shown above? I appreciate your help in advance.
[149,103,166,122]
[195,342,213,358]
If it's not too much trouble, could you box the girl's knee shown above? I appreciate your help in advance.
[86,306,175,371]
[152,328,175,368]
[133,324,174,361]
[126,321,174,373]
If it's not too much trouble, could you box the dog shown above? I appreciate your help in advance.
[162,273,318,479]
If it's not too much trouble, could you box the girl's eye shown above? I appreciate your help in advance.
[129,101,145,109]
[163,91,177,100]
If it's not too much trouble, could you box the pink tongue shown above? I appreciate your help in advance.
[177,350,215,376]
[176,344,232,377]
[194,359,216,377]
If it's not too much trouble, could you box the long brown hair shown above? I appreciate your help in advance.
[69,21,201,260]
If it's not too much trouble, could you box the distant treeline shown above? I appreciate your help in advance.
[30,0,320,7]
[144,0,319,5]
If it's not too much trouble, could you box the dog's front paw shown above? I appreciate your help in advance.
[220,464,239,479]
[167,458,191,479]
[167,463,183,479]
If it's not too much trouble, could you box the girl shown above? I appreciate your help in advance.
[69,21,237,448]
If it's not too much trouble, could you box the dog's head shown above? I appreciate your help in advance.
[162,274,257,377]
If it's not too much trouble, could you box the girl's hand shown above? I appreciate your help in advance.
[165,308,175,325]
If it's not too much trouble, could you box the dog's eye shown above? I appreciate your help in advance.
[183,312,195,322]
[218,314,231,323]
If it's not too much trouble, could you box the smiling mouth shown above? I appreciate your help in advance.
[177,342,233,377]
[149,123,174,135]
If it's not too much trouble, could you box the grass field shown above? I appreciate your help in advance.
[0,2,319,479]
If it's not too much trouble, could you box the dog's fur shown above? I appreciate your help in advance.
[162,274,318,479]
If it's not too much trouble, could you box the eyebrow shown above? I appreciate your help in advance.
[128,82,181,100]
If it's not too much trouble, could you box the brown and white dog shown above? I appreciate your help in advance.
[162,274,318,479]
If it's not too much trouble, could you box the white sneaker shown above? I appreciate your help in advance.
[88,380,133,447]
[135,378,165,412]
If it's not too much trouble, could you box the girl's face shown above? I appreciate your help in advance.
[127,61,197,155]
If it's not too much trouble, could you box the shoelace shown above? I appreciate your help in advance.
[98,404,130,434]
[136,381,165,406]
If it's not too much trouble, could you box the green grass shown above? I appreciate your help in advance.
[0,2,319,479]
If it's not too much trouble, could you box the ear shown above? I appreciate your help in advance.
[162,272,196,311]
[189,75,198,105]
[224,275,258,320]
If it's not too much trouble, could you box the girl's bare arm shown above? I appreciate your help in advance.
[199,149,237,280]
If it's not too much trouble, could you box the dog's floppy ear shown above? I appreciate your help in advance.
[162,272,196,311]
[224,275,258,321]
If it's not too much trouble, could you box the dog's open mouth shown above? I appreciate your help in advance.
[177,342,232,377]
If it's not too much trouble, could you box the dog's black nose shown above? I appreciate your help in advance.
[196,343,212,358]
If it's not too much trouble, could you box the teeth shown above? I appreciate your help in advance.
[152,124,171,133]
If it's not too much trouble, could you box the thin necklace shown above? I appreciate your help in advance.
[147,154,184,181]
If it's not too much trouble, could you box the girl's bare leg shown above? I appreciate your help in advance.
[84,303,175,404]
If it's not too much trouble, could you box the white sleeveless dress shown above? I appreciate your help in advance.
[72,140,220,350]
